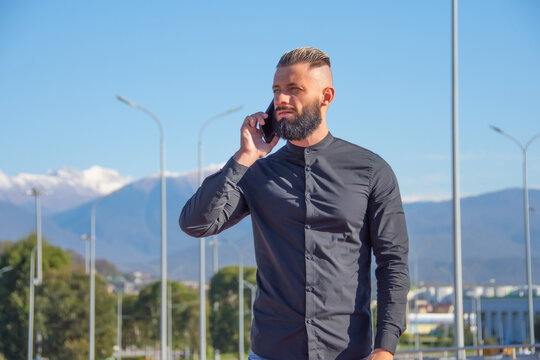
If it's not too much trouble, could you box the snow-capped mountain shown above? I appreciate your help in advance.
[0,166,132,213]
[2,164,540,284]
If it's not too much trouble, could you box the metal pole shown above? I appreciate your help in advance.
[28,248,36,360]
[414,256,419,350]
[244,282,256,324]
[160,130,168,360]
[451,0,465,357]
[117,293,122,360]
[224,240,245,360]
[490,128,540,344]
[117,96,168,359]
[28,188,45,286]
[198,136,207,360]
[90,204,96,360]
[210,235,219,275]
[239,254,244,360]
[168,283,172,360]
[477,295,483,354]
[472,297,477,349]
[523,149,535,345]
[35,190,42,285]
[197,106,243,360]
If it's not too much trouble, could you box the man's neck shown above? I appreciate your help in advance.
[289,123,329,148]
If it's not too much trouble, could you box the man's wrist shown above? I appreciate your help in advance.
[368,348,393,360]
[233,149,258,168]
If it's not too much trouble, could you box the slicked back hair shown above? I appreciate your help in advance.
[277,47,331,69]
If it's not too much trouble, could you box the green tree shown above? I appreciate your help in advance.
[0,234,117,360]
[170,281,199,352]
[0,234,70,360]
[36,268,116,360]
[129,281,200,351]
[131,281,162,345]
[120,293,139,348]
[209,266,257,355]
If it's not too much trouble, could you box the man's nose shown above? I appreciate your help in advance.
[274,92,291,106]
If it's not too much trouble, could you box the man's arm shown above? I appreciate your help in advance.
[368,155,410,355]
[179,112,279,238]
[179,157,250,238]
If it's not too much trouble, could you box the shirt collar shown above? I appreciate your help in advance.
[286,132,335,156]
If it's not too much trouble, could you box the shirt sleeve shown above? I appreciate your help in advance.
[367,155,410,354]
[179,157,250,238]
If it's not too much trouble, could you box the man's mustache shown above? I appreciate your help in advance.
[275,106,296,112]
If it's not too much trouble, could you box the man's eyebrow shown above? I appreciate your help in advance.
[273,82,301,89]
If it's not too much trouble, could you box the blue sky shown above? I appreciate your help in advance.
[1,1,539,202]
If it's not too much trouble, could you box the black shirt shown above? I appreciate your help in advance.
[180,133,409,359]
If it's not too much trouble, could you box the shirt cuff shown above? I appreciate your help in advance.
[223,156,249,184]
[374,330,399,355]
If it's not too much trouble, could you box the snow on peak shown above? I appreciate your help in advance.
[0,169,10,189]
[0,166,133,212]
[4,166,132,196]
[78,166,132,195]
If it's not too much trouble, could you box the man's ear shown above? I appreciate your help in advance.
[321,86,335,106]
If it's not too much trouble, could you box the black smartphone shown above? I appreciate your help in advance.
[262,101,276,143]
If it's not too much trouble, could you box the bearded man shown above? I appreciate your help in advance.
[180,47,410,360]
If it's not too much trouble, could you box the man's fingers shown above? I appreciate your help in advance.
[245,112,269,128]
[270,135,280,147]
[244,116,256,128]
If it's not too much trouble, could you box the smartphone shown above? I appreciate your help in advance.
[262,101,276,143]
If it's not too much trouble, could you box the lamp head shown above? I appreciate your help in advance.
[117,95,137,107]
[490,125,503,134]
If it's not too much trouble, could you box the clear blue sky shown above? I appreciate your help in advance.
[1,1,539,202]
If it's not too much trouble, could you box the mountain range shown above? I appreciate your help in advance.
[1,166,539,285]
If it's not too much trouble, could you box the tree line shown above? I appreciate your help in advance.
[0,234,256,360]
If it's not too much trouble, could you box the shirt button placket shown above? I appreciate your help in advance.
[304,146,317,358]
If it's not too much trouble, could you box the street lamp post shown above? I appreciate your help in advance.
[451,1,465,357]
[90,203,97,360]
[197,106,243,360]
[26,188,48,360]
[27,188,48,286]
[244,281,256,323]
[209,235,219,275]
[117,293,122,360]
[224,239,247,360]
[490,125,540,345]
[168,283,173,360]
[117,95,168,360]
[28,248,36,360]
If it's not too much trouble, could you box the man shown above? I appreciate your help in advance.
[180,47,409,360]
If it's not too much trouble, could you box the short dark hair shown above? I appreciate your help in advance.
[277,47,331,68]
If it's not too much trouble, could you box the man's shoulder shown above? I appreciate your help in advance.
[330,136,397,183]
[331,136,386,163]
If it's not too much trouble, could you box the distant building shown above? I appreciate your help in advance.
[464,296,540,344]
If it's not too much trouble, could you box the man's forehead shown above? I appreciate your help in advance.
[273,63,317,85]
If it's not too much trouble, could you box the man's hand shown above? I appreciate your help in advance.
[233,112,279,167]
[366,348,393,360]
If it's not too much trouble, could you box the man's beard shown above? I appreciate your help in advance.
[274,101,322,141]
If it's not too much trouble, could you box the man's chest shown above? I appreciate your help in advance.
[242,156,372,233]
